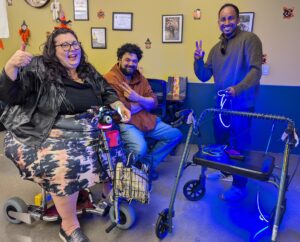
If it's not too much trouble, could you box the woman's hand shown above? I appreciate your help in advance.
[110,101,131,122]
[4,43,33,81]
[118,105,131,122]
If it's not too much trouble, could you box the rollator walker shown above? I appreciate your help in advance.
[155,108,298,242]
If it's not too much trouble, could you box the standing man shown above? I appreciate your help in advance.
[194,3,262,201]
[105,43,182,180]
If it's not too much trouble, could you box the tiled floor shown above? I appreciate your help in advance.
[0,131,300,242]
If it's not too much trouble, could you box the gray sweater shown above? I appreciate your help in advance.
[194,28,262,108]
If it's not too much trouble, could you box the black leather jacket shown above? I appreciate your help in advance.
[0,56,119,147]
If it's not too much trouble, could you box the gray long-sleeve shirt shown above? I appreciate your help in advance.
[194,28,262,108]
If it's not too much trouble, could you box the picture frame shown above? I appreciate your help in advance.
[239,12,255,32]
[112,12,133,31]
[73,0,89,21]
[91,27,106,49]
[162,14,183,43]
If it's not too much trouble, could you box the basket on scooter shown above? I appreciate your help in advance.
[114,162,150,204]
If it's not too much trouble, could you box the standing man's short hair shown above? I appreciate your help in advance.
[218,3,240,17]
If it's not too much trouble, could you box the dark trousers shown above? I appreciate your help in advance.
[213,105,254,188]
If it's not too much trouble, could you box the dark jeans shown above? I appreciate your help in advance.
[214,105,254,188]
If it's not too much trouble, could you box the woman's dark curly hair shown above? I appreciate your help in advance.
[117,43,143,61]
[42,28,98,84]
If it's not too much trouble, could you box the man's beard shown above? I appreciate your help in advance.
[120,66,136,77]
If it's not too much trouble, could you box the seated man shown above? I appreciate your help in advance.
[104,43,182,180]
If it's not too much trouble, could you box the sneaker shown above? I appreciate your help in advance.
[207,171,233,182]
[219,186,247,202]
[59,227,90,242]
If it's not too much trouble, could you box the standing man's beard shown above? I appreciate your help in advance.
[120,66,136,77]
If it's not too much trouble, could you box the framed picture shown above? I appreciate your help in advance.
[91,27,106,49]
[162,14,183,43]
[73,0,89,21]
[239,12,255,32]
[112,12,133,31]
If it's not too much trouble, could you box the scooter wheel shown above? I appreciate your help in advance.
[3,197,28,224]
[155,208,170,239]
[109,202,136,230]
[183,179,206,201]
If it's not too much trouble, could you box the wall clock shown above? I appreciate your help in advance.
[24,0,50,8]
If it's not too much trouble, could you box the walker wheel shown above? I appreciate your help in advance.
[109,202,136,230]
[3,197,28,224]
[155,208,170,239]
[183,179,206,201]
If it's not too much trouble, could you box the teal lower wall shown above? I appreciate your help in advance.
[179,83,300,154]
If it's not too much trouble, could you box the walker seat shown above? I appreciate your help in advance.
[193,150,275,181]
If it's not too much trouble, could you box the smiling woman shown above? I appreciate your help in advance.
[0,27,130,242]
[54,33,82,75]
[24,0,50,8]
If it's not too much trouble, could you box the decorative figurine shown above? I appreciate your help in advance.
[50,0,60,21]
[19,20,30,45]
[145,38,151,49]
[55,11,72,29]
[0,39,4,49]
[97,9,105,19]
[193,8,201,20]
[283,7,294,19]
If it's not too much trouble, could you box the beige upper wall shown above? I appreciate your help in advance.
[1,0,299,86]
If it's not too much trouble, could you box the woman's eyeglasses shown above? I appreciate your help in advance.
[55,41,81,51]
